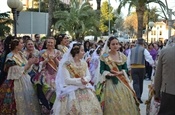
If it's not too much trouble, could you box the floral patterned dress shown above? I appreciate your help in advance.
[98,52,140,115]
[0,52,40,115]
[32,49,61,114]
[51,60,102,115]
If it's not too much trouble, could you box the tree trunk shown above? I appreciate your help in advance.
[97,0,101,10]
[136,6,145,39]
[47,0,54,37]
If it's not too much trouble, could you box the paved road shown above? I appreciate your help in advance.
[140,80,152,115]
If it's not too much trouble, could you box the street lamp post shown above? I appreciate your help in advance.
[17,1,23,19]
[156,27,159,41]
[146,21,154,43]
[7,0,23,38]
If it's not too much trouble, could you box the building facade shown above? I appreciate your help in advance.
[143,21,175,43]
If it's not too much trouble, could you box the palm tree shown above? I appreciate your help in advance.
[117,0,166,39]
[0,12,12,37]
[96,0,102,10]
[47,0,54,37]
[54,0,100,40]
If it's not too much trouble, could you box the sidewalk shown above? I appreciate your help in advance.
[140,80,152,115]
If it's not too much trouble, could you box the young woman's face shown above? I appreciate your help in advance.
[61,37,67,46]
[26,40,34,50]
[46,39,55,49]
[109,39,120,51]
[77,45,85,59]
[16,39,24,51]
[85,42,90,47]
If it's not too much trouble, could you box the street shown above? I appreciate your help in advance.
[140,80,152,115]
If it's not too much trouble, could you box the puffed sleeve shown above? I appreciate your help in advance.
[7,65,25,80]
[99,60,110,83]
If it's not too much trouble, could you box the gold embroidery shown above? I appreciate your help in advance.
[57,45,68,54]
[12,52,27,66]
[42,51,58,71]
[101,53,139,105]
[65,61,86,78]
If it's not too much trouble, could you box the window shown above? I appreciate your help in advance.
[160,31,162,35]
[154,31,156,35]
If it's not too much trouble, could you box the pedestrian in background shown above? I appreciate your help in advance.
[127,38,154,103]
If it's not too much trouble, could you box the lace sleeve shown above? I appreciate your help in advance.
[7,65,25,80]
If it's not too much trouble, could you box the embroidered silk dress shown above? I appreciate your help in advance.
[57,44,68,54]
[98,52,140,115]
[23,49,40,77]
[0,52,40,115]
[51,60,102,115]
[32,49,61,114]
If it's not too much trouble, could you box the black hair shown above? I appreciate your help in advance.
[34,34,39,38]
[0,35,15,85]
[98,40,103,44]
[89,49,95,56]
[137,38,145,45]
[148,43,154,48]
[42,40,47,49]
[107,36,118,48]
[96,46,102,55]
[3,35,14,54]
[55,34,67,47]
[84,40,90,52]
[70,43,82,57]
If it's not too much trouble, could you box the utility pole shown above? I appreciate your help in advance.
[146,4,150,43]
[165,0,173,38]
[167,9,172,38]
[108,0,110,36]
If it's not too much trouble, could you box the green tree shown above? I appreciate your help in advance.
[27,0,49,12]
[26,0,70,36]
[143,7,159,29]
[114,15,124,31]
[123,8,159,38]
[123,12,137,37]
[0,12,12,37]
[54,0,100,40]
[117,0,166,39]
[100,1,115,35]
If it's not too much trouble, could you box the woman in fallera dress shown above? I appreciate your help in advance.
[23,39,39,59]
[32,37,62,114]
[0,38,40,115]
[23,39,40,77]
[97,36,140,115]
[89,45,102,86]
[51,42,102,115]
[55,34,68,54]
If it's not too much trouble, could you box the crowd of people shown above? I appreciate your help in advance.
[0,34,174,115]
